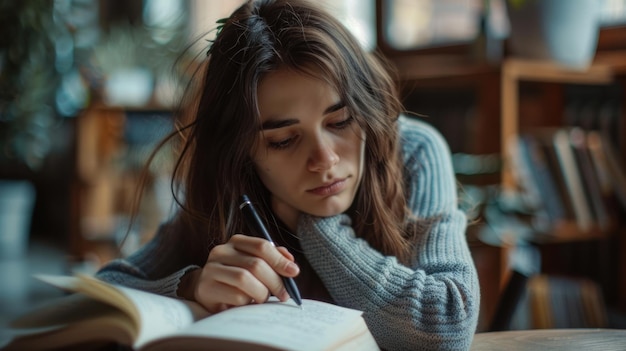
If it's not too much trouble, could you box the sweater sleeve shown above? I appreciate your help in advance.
[296,117,479,351]
[95,222,200,298]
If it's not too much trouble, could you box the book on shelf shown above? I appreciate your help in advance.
[596,131,626,213]
[526,275,608,329]
[580,278,609,327]
[507,135,543,210]
[516,133,568,225]
[587,131,615,199]
[568,128,611,230]
[3,274,379,351]
[551,129,594,232]
[533,131,577,222]
[593,133,624,221]
[528,275,552,329]
[510,126,625,237]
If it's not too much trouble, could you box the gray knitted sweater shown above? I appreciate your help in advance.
[96,116,480,350]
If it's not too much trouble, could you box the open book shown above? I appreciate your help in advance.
[4,274,379,351]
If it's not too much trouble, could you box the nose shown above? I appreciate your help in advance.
[307,135,339,172]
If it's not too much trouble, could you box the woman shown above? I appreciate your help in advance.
[97,0,480,349]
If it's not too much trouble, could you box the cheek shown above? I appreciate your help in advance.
[253,160,272,183]
[347,130,366,173]
[357,138,365,174]
[253,157,288,189]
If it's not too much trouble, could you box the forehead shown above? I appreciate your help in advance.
[256,68,339,118]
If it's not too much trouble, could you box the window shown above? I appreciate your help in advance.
[382,0,489,50]
[319,0,376,51]
[381,0,626,51]
[188,0,376,53]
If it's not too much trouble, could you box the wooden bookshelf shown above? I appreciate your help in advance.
[499,57,626,316]
[500,58,614,192]
[386,51,626,328]
[390,55,502,157]
[71,104,174,267]
[529,221,612,244]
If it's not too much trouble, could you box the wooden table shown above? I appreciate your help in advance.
[471,328,626,350]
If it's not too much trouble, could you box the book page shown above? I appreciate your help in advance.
[104,284,208,348]
[147,299,370,350]
[34,274,209,348]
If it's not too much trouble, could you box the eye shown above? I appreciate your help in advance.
[268,136,296,150]
[330,115,355,130]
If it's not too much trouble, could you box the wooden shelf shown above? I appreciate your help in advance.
[71,104,173,265]
[529,221,613,244]
[500,58,615,192]
[384,49,626,325]
[390,55,498,83]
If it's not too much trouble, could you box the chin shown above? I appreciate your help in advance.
[309,208,344,218]
[306,195,353,217]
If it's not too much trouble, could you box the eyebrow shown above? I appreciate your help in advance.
[261,101,345,130]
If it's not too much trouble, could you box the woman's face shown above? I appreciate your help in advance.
[252,67,365,229]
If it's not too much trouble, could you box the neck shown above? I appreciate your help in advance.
[271,197,299,232]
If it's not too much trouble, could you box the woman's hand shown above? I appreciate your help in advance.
[178,234,300,313]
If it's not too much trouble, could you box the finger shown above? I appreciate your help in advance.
[201,281,251,307]
[214,236,296,301]
[197,263,270,308]
[252,290,271,305]
[276,246,295,261]
[230,235,300,277]
[212,250,289,301]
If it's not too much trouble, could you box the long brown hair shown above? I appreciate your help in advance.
[150,0,416,264]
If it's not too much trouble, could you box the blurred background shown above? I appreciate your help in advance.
[2,0,626,338]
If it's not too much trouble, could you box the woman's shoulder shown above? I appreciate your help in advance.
[396,115,458,214]
[397,114,451,160]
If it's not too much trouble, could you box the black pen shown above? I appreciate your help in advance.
[239,194,303,308]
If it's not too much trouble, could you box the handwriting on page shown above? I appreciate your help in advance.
[176,299,363,350]
[225,301,350,334]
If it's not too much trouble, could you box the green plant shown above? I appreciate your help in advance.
[87,20,189,108]
[0,1,190,171]
[0,0,61,170]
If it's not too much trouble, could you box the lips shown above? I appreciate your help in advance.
[307,178,347,196]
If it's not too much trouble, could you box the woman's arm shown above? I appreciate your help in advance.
[297,118,479,350]
[95,222,201,298]
[96,222,300,311]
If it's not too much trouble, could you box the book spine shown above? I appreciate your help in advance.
[520,134,567,226]
[536,132,577,221]
[552,129,593,231]
[529,275,552,329]
[569,128,610,230]
[508,135,543,210]
[600,134,626,212]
